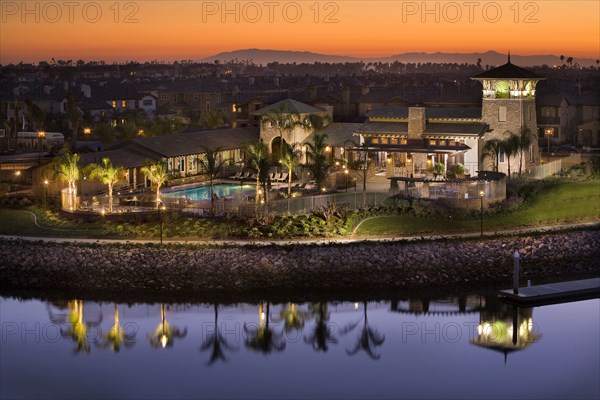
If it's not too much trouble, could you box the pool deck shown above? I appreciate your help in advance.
[498,277,600,305]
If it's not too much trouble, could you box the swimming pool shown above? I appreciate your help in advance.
[162,183,254,201]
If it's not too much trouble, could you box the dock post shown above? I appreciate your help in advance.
[513,250,521,294]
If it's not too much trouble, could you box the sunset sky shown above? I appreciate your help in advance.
[1,1,598,63]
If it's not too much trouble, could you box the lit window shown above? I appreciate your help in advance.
[112,100,116,108]
[371,138,379,144]
[121,100,126,108]
[381,138,389,144]
[439,140,446,146]
[400,137,407,145]
[429,139,437,146]
[390,138,398,145]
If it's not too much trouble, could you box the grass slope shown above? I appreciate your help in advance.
[355,180,600,236]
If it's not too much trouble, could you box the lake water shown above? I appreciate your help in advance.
[162,183,254,201]
[1,293,598,399]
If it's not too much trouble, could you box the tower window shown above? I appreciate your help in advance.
[498,107,507,122]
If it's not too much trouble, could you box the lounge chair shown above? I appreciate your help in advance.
[269,172,277,181]
[229,171,243,180]
[277,172,288,182]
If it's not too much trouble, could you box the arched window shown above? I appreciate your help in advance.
[495,81,509,99]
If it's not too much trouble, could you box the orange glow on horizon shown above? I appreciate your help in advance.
[1,1,598,63]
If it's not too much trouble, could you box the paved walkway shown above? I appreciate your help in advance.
[1,221,598,247]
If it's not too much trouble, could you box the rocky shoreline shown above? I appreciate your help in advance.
[1,231,599,294]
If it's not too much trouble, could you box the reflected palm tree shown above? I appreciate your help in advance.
[341,302,385,360]
[304,303,338,352]
[200,304,238,365]
[96,304,136,352]
[61,300,90,353]
[148,304,187,349]
[244,303,286,354]
[275,303,307,333]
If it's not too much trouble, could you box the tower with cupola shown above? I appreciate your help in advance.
[472,54,545,172]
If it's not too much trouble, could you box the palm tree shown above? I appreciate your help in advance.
[244,140,269,203]
[66,91,83,152]
[567,57,573,68]
[24,99,45,131]
[96,304,136,352]
[500,132,520,179]
[52,151,80,210]
[86,157,125,213]
[280,142,301,196]
[244,303,286,354]
[344,139,373,192]
[198,146,229,212]
[560,55,565,64]
[482,138,503,172]
[340,302,385,360]
[199,109,227,129]
[148,304,187,348]
[141,161,170,205]
[305,132,331,191]
[200,304,238,365]
[260,103,303,156]
[304,303,338,352]
[517,126,533,176]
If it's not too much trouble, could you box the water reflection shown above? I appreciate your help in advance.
[341,301,385,360]
[304,303,338,352]
[200,304,238,365]
[472,303,540,363]
[96,304,136,352]
[2,294,597,399]
[15,295,550,360]
[244,302,286,354]
[64,300,91,353]
[148,304,188,348]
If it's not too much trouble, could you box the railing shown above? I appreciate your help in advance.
[528,154,582,180]
[239,191,391,216]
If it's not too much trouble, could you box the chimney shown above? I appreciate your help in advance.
[408,107,426,139]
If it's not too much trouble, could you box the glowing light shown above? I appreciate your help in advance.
[479,190,484,198]
[83,127,91,135]
[43,179,49,185]
[325,146,331,152]
[15,170,21,176]
[354,302,359,310]
[160,335,167,348]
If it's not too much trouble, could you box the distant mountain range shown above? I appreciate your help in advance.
[201,49,598,67]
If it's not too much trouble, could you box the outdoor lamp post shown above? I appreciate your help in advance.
[344,168,349,192]
[37,131,45,165]
[157,203,166,244]
[544,128,553,162]
[43,179,49,209]
[479,190,484,236]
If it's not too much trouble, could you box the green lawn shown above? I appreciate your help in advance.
[0,208,110,237]
[355,180,600,236]
[1,180,598,240]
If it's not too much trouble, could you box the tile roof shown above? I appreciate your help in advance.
[129,127,259,157]
[367,104,481,119]
[472,61,544,80]
[355,121,409,135]
[424,122,488,136]
[253,99,326,115]
[302,123,363,146]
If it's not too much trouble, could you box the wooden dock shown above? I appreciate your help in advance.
[499,277,600,305]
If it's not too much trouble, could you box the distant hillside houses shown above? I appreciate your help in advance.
[1,57,598,157]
